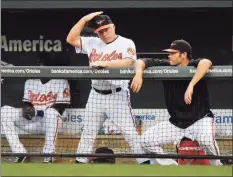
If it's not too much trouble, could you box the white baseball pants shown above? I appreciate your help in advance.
[1,105,61,154]
[141,117,222,165]
[76,88,150,164]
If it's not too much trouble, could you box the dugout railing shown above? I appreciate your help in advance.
[1,65,232,161]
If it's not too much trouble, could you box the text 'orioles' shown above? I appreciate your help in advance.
[29,90,57,102]
[89,49,122,62]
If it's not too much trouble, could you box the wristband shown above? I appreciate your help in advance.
[36,110,44,117]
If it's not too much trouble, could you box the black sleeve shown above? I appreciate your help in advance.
[140,58,170,68]
[189,58,207,68]
[52,103,69,115]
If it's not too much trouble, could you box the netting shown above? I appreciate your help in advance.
[1,66,232,164]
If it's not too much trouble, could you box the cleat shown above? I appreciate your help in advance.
[43,157,55,163]
[141,160,151,164]
[14,157,28,163]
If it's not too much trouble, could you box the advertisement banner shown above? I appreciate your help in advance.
[212,109,232,136]
[2,108,231,137]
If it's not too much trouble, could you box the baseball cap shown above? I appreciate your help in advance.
[163,39,192,54]
[88,15,113,33]
[88,147,115,164]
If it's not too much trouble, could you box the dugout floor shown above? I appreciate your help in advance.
[1,135,232,164]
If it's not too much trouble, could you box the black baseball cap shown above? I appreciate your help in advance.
[95,147,114,154]
[88,15,113,33]
[88,147,115,163]
[163,39,192,54]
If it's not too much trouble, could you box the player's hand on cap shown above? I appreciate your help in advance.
[184,85,193,105]
[131,74,143,93]
[90,61,108,69]
[83,11,103,22]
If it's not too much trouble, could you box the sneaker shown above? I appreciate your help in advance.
[141,160,151,164]
[43,157,55,163]
[14,157,28,163]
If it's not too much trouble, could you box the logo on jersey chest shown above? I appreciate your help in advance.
[28,90,57,102]
[89,49,122,62]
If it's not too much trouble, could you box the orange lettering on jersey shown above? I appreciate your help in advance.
[112,53,121,60]
[89,49,96,62]
[39,95,46,102]
[46,91,53,101]
[28,90,58,103]
[107,51,116,60]
[101,54,109,61]
[127,47,136,56]
[63,88,70,97]
[118,53,123,59]
[90,49,122,62]
[29,90,40,101]
[97,53,104,61]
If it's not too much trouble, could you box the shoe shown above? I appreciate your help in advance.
[141,160,151,164]
[75,160,85,164]
[14,157,28,163]
[221,159,231,165]
[43,157,55,163]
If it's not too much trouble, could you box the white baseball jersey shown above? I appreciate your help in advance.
[75,36,151,164]
[22,79,70,110]
[75,35,137,90]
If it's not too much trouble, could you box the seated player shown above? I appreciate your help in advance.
[1,52,71,163]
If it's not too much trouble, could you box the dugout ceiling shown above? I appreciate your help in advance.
[2,0,232,9]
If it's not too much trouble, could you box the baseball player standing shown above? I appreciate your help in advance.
[131,39,222,165]
[1,55,71,163]
[66,11,151,164]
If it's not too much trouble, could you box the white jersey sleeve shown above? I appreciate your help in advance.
[55,80,71,104]
[22,79,33,102]
[75,36,97,54]
[122,39,137,61]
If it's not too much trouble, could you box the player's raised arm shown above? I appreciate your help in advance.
[184,58,212,104]
[66,11,103,48]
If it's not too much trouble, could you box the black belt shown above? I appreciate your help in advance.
[93,87,122,95]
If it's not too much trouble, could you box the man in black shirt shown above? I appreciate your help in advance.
[131,39,222,165]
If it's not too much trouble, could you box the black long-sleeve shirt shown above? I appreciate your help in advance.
[142,58,214,129]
